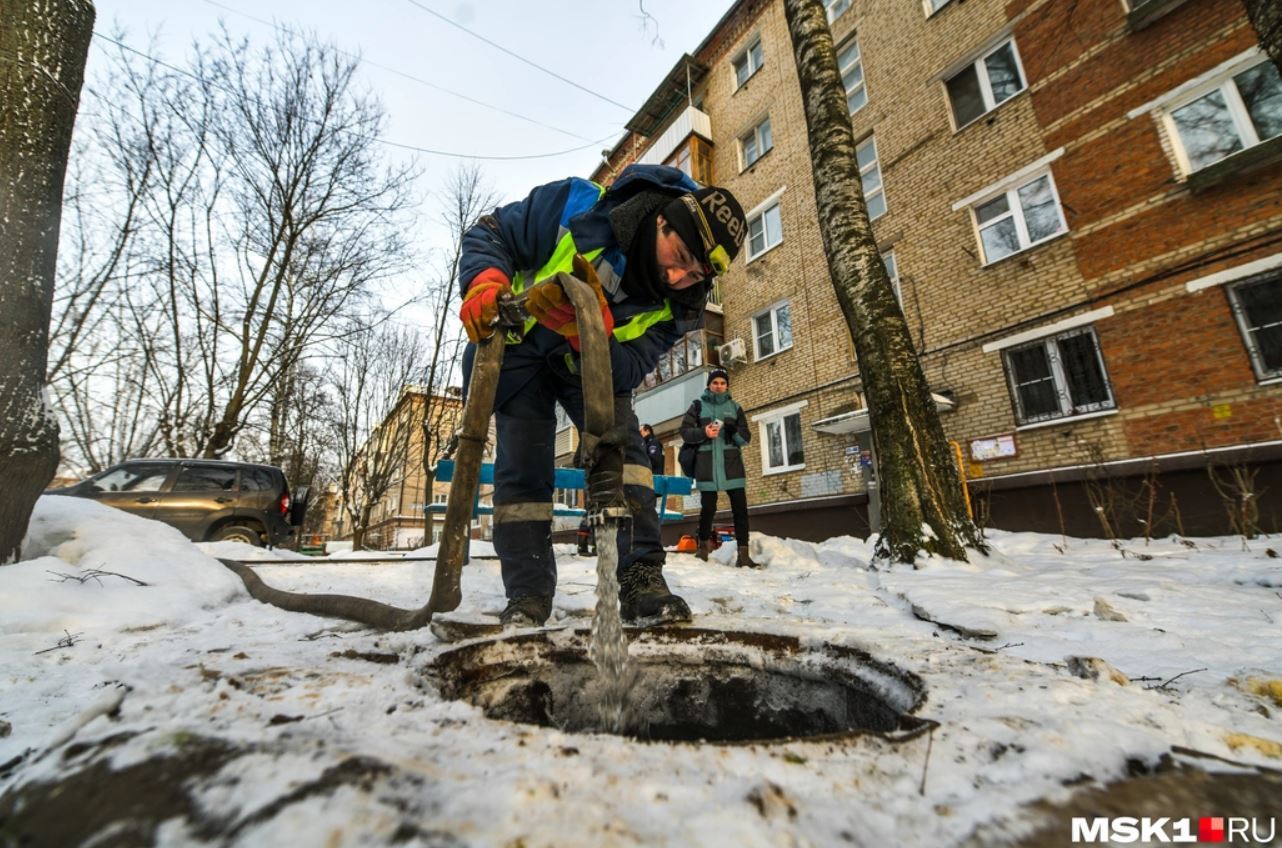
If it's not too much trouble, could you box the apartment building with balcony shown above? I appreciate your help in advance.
[589,0,1282,540]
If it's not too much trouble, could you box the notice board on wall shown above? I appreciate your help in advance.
[970,433,1017,462]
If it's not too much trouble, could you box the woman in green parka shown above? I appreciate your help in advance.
[679,369,760,567]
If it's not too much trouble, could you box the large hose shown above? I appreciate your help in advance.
[216,333,506,630]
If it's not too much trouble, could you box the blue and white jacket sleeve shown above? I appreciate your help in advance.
[608,322,684,393]
[457,178,577,297]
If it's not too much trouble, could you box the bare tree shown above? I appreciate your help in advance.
[48,38,169,473]
[419,164,499,537]
[50,28,417,467]
[263,360,331,490]
[0,0,95,563]
[329,322,426,550]
[1244,0,1282,77]
[53,314,161,473]
[199,29,418,458]
[782,0,983,564]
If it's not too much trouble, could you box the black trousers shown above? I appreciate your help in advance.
[462,332,661,601]
[698,488,749,545]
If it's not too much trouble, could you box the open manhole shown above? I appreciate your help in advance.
[425,627,933,744]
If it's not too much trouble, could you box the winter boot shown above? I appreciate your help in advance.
[618,561,692,626]
[736,546,762,569]
[499,595,553,628]
[696,538,713,562]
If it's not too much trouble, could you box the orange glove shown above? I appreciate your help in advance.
[459,269,511,342]
[526,255,614,352]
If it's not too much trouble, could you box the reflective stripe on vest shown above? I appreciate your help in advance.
[612,300,673,342]
[508,234,603,340]
[509,225,674,346]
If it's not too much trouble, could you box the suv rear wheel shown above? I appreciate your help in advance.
[211,524,263,546]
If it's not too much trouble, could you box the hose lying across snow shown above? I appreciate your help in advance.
[216,275,614,634]
[218,557,434,631]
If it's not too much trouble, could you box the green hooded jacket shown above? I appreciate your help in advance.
[679,388,750,492]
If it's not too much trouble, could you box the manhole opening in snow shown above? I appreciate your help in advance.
[425,627,933,744]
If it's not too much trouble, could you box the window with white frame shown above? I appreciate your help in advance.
[753,301,793,359]
[839,39,867,114]
[971,171,1066,264]
[1227,271,1282,381]
[857,136,886,220]
[740,116,773,169]
[1003,326,1115,425]
[747,199,783,259]
[924,0,951,14]
[733,38,764,88]
[1163,56,1282,174]
[824,0,851,22]
[881,249,901,302]
[433,493,448,505]
[945,39,1026,129]
[761,409,805,472]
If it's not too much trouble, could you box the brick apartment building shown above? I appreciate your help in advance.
[584,0,1282,540]
[331,387,495,549]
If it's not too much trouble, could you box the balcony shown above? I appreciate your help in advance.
[626,55,708,138]
[639,105,713,171]
[641,328,722,392]
[635,329,722,426]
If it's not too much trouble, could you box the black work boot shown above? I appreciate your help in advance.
[499,595,553,628]
[618,561,692,626]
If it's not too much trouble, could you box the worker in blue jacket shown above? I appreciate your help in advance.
[458,164,746,627]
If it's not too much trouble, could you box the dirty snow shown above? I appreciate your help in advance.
[1,495,1279,846]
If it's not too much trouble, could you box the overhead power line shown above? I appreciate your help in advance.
[402,0,634,112]
[200,0,595,143]
[379,134,617,161]
[89,31,620,162]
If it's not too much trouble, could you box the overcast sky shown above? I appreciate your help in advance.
[89,1,736,300]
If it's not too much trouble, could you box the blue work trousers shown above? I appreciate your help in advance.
[465,338,665,601]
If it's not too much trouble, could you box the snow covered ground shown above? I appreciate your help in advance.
[2,496,1280,846]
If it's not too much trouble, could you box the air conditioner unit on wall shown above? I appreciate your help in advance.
[718,338,748,367]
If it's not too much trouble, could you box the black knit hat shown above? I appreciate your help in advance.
[707,368,730,386]
[661,187,747,277]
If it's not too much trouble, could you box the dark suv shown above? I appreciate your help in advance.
[49,459,308,547]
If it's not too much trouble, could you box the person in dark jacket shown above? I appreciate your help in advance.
[458,164,746,627]
[640,424,665,475]
[680,368,759,568]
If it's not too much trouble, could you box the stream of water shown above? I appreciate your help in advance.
[586,521,639,733]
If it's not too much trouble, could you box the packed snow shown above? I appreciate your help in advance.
[1,495,1280,846]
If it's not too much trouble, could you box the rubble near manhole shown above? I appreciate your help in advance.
[424,627,933,744]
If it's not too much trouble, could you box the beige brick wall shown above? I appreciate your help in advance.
[619,0,1281,514]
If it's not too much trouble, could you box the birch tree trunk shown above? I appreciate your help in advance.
[0,0,94,563]
[782,0,983,564]
[1243,0,1282,77]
